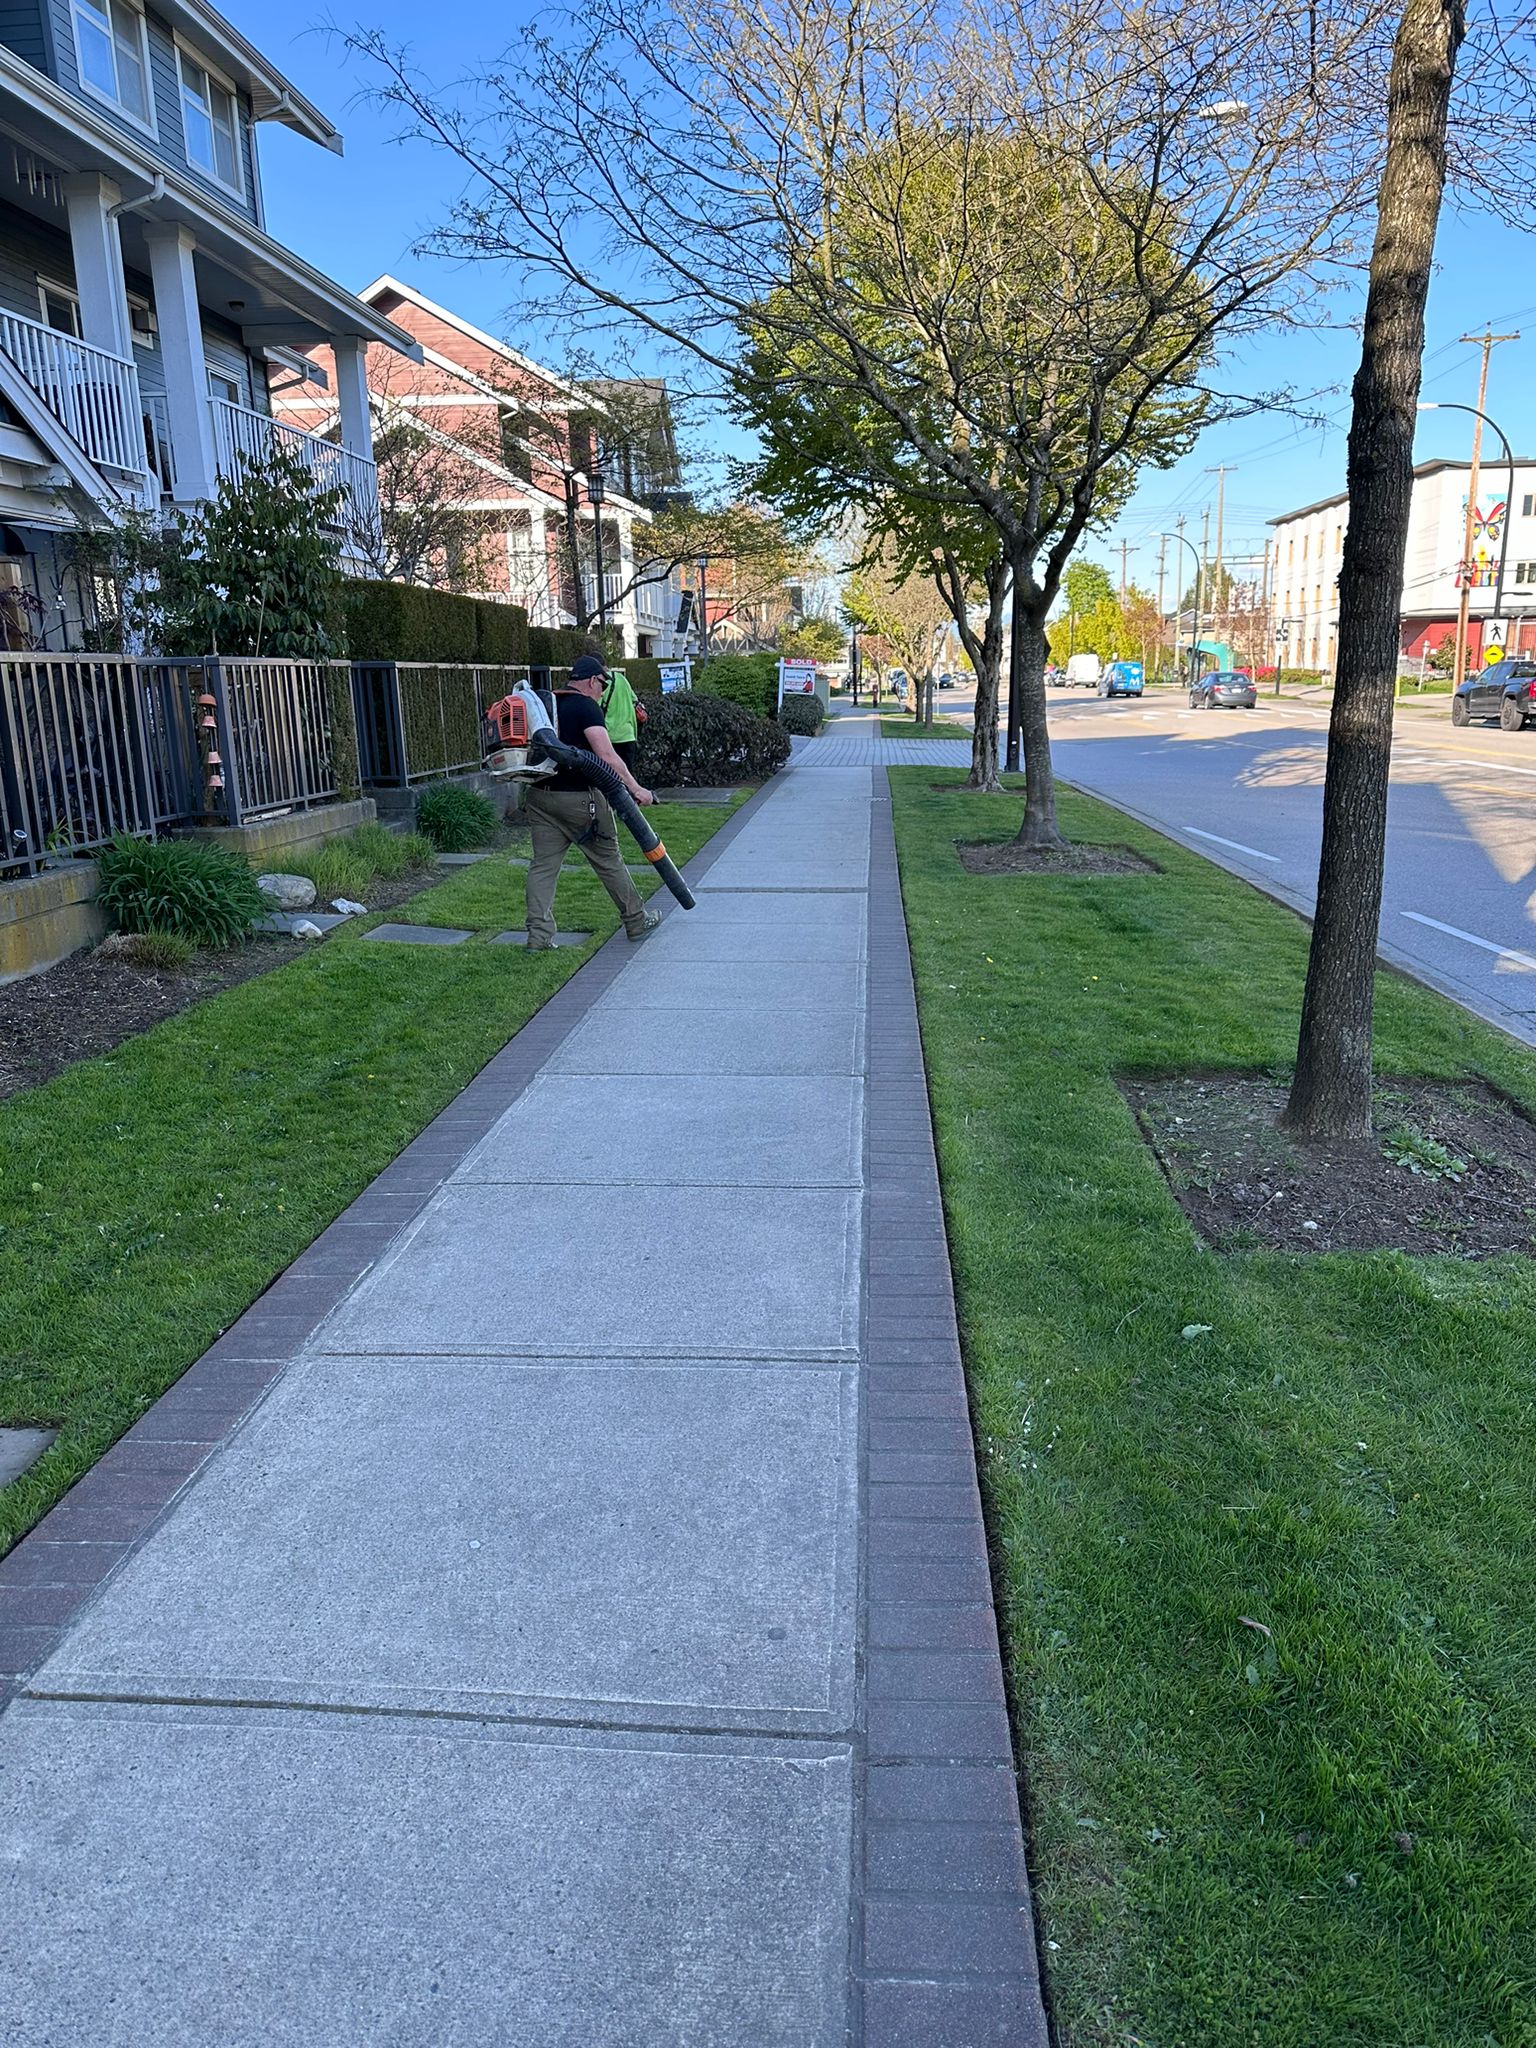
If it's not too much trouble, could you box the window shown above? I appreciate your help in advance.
[178,51,241,191]
[1514,561,1536,586]
[127,292,156,347]
[207,371,241,406]
[72,0,152,127]
[499,413,533,483]
[1523,495,1534,518]
[38,281,81,337]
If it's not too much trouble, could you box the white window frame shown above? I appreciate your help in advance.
[37,277,82,336]
[127,291,157,349]
[70,0,156,135]
[175,43,244,198]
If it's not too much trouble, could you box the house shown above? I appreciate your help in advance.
[1269,459,1536,672]
[273,277,686,659]
[0,0,418,645]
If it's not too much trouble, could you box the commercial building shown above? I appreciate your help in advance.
[1269,459,1536,673]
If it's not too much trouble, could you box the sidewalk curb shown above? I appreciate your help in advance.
[0,777,781,1706]
[856,769,1051,2047]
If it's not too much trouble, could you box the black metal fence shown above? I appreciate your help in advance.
[351,663,569,786]
[0,655,353,878]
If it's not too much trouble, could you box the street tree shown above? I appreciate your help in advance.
[780,616,846,660]
[844,544,953,715]
[1282,0,1468,1142]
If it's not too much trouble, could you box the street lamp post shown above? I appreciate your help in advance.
[695,556,710,658]
[1418,400,1516,669]
[1160,531,1203,690]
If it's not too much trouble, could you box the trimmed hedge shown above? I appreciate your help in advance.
[618,657,665,696]
[777,693,825,736]
[343,578,529,666]
[528,624,622,669]
[694,652,779,720]
[634,689,790,787]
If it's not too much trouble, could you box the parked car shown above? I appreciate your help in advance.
[1065,653,1103,688]
[936,671,956,689]
[1100,660,1145,698]
[1451,660,1536,730]
[1190,669,1258,710]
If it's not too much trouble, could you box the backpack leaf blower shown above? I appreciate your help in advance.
[483,685,696,911]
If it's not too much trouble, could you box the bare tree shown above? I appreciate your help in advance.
[845,543,953,715]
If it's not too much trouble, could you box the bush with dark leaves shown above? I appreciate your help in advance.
[634,690,790,786]
[777,694,826,736]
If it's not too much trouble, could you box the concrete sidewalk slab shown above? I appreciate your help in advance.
[315,1183,862,1359]
[460,1073,864,1187]
[548,1001,863,1076]
[644,920,868,964]
[591,956,865,1012]
[0,1701,853,2048]
[38,1359,857,1727]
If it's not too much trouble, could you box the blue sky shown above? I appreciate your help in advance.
[255,0,1536,591]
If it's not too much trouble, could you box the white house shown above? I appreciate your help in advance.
[0,0,418,645]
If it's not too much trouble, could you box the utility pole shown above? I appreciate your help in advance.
[1206,465,1234,619]
[1118,539,1130,605]
[1198,506,1211,659]
[1156,535,1167,674]
[1451,330,1518,690]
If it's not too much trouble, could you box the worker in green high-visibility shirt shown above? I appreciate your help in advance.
[601,668,641,771]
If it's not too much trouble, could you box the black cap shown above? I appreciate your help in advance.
[569,654,609,682]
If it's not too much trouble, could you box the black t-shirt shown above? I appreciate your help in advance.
[546,691,607,790]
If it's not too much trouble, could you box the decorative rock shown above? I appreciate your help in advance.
[291,920,325,941]
[256,873,316,911]
[331,898,369,917]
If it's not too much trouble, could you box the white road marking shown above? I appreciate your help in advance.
[1185,827,1281,862]
[1401,911,1536,972]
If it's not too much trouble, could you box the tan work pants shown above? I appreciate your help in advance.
[524,786,646,943]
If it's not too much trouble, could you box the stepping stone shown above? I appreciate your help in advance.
[0,1426,57,1488]
[256,911,349,936]
[363,923,473,946]
[490,930,590,947]
[435,852,494,866]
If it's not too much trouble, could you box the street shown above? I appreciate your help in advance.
[913,686,1536,1045]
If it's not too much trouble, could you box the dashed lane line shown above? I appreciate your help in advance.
[1401,911,1536,973]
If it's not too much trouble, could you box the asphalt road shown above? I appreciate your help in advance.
[928,683,1536,1045]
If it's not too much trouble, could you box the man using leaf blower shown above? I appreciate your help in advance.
[523,653,661,951]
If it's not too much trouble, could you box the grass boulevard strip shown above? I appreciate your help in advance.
[889,768,1536,2045]
[0,799,742,1555]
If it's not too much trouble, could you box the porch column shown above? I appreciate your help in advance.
[331,336,373,456]
[61,175,133,359]
[143,223,216,503]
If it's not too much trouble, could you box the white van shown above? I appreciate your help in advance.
[1065,653,1102,688]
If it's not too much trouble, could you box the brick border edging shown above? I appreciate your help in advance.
[856,774,1051,2046]
[0,776,782,1705]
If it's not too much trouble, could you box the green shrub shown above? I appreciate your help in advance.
[475,599,530,665]
[414,782,500,852]
[345,822,435,880]
[777,694,825,736]
[344,580,479,663]
[634,690,790,787]
[114,928,195,971]
[97,834,267,949]
[289,841,374,904]
[621,658,664,696]
[695,653,779,719]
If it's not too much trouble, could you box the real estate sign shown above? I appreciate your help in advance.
[778,659,822,702]
[659,661,691,693]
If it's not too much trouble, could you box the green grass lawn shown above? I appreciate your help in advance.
[890,768,1536,2048]
[0,796,741,1555]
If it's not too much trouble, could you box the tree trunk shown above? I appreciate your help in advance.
[1281,0,1465,1143]
[1011,601,1065,848]
[969,640,1002,790]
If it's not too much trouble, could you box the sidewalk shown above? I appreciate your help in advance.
[0,720,1043,2047]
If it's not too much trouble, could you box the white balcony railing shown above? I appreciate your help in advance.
[582,571,624,615]
[634,574,676,633]
[210,398,381,552]
[0,308,145,476]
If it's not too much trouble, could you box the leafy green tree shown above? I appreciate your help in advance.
[157,447,346,659]
[779,616,845,660]
[1061,562,1116,618]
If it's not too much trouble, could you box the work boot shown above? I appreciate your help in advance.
[626,910,662,942]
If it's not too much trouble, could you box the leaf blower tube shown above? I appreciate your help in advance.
[484,684,696,911]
